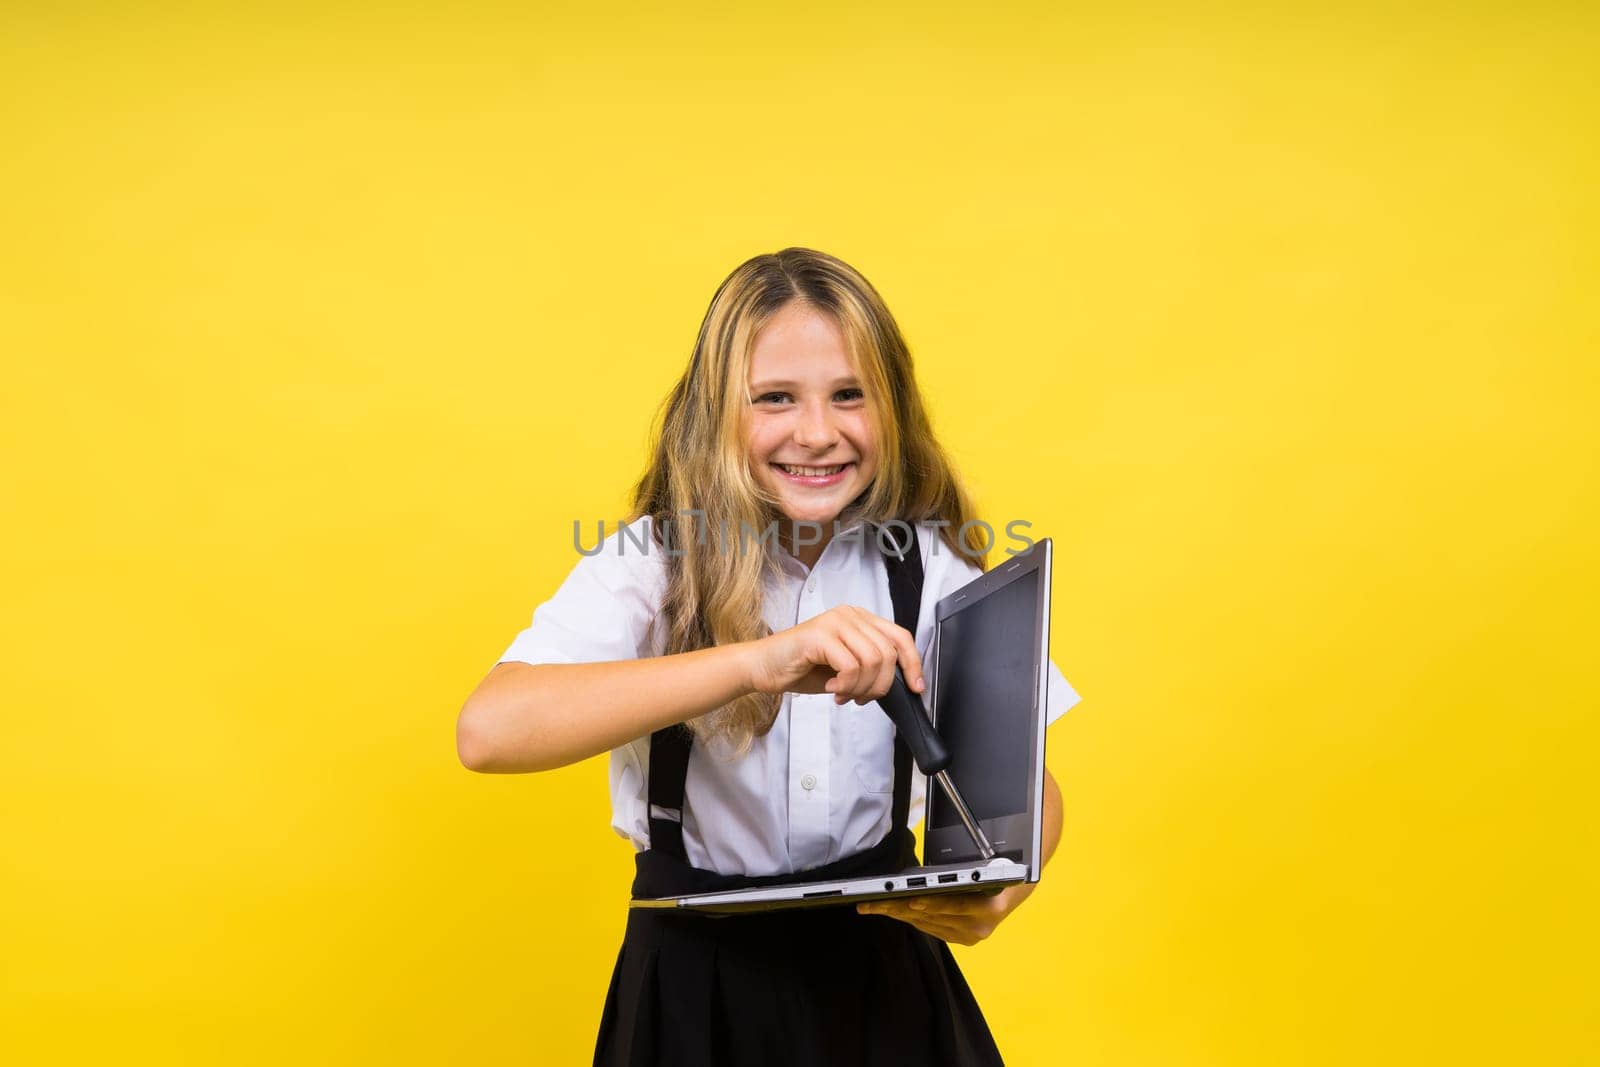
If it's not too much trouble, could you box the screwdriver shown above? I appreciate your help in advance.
[874,667,996,860]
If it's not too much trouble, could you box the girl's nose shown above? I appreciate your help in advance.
[792,402,840,450]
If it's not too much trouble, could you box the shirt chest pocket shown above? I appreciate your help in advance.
[850,701,899,794]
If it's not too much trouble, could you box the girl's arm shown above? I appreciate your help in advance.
[457,604,925,774]
[457,646,756,774]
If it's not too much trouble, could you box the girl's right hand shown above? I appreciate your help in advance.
[744,605,926,705]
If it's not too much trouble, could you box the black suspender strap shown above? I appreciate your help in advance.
[645,522,926,864]
[646,722,692,862]
[877,523,924,846]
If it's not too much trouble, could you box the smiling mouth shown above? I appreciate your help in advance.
[775,463,851,477]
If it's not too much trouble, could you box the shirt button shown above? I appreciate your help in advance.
[800,773,818,791]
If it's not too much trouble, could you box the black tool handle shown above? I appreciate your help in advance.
[878,667,951,775]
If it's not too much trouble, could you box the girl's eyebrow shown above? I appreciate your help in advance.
[748,377,862,392]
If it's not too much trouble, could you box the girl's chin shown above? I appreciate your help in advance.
[777,511,842,527]
[755,470,873,523]
[771,496,850,525]
[765,481,873,523]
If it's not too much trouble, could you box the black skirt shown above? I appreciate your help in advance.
[593,833,1005,1067]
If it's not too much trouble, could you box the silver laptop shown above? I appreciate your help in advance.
[631,537,1054,913]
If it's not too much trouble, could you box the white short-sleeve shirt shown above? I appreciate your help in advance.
[498,516,1082,877]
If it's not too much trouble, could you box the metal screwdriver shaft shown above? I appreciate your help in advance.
[933,769,995,860]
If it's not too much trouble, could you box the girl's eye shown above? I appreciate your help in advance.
[750,389,862,405]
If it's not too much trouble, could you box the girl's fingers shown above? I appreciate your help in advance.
[829,622,891,704]
[819,635,860,697]
[858,905,968,944]
[859,624,898,704]
[862,613,924,692]
[892,891,1000,917]
[802,606,921,701]
[837,614,896,704]
[909,915,979,944]
[833,606,916,692]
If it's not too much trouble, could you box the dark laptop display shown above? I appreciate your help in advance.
[923,551,1048,868]
[928,567,1038,836]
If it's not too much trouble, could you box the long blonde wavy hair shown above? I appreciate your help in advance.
[629,247,987,754]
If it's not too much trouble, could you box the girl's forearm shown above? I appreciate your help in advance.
[1039,768,1063,867]
[456,644,759,774]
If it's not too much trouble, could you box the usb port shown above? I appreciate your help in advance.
[906,876,927,888]
[938,873,958,884]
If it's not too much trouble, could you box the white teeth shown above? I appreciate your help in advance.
[779,464,846,477]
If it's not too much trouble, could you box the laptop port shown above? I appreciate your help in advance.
[906,876,927,888]
[938,873,958,884]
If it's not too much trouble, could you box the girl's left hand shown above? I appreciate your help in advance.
[855,882,1036,946]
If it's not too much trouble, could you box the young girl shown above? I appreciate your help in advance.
[458,248,1080,1065]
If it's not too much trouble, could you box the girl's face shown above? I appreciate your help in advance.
[744,301,880,533]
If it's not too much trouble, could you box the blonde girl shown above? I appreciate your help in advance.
[458,247,1079,1065]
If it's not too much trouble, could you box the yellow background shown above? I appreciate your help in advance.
[3,3,1595,1063]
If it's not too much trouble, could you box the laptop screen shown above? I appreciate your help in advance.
[927,566,1040,834]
